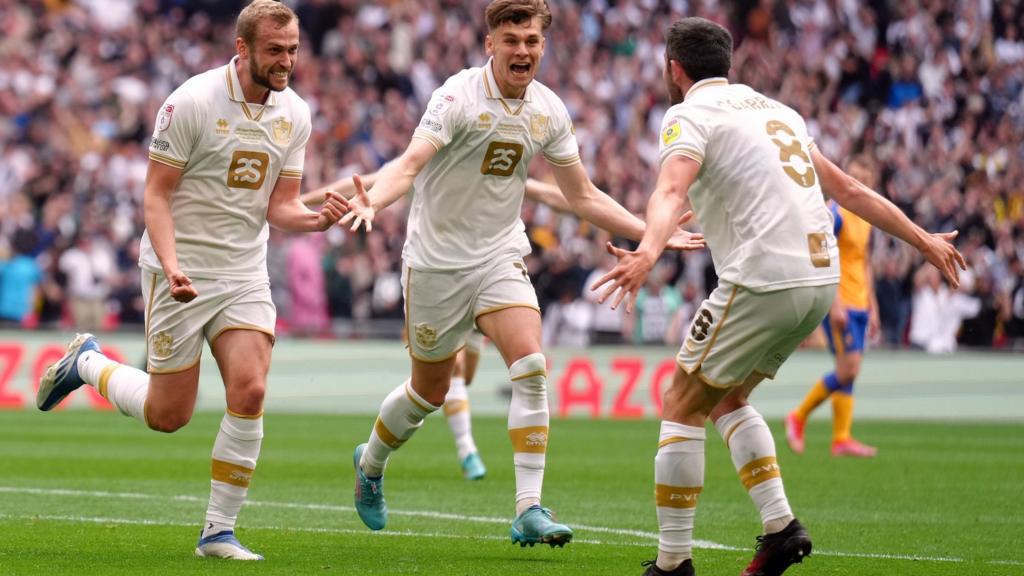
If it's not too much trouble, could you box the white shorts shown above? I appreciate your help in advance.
[402,252,538,362]
[677,281,835,388]
[141,271,276,373]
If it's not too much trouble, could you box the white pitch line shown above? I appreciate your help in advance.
[4,486,1021,566]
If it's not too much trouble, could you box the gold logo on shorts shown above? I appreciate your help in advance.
[414,323,437,349]
[152,331,173,358]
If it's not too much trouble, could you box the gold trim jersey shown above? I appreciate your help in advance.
[142,56,311,280]
[404,59,580,270]
[659,78,839,292]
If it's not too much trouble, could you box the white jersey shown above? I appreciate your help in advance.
[659,78,838,292]
[142,56,311,281]
[404,59,580,270]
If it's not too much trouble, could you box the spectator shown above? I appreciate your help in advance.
[0,228,42,325]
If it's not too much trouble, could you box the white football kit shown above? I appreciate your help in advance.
[402,59,580,361]
[142,57,311,372]
[660,78,839,387]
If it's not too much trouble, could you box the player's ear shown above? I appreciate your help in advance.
[236,37,247,59]
[485,34,494,56]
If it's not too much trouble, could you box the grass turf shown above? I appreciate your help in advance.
[1,410,1021,575]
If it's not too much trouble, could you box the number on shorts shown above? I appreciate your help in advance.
[690,309,714,342]
[766,120,816,188]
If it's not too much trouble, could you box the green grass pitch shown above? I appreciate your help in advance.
[2,410,1021,575]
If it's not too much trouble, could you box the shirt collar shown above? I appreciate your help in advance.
[226,55,278,106]
[685,77,729,99]
[483,58,533,103]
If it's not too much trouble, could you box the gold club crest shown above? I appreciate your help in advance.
[271,117,292,146]
[152,331,173,358]
[215,118,230,136]
[414,323,437,349]
[530,113,550,140]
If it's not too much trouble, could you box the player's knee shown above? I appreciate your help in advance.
[146,408,192,433]
[509,353,546,395]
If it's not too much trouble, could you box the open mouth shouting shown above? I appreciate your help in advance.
[510,62,532,78]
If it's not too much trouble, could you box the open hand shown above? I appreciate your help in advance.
[665,210,705,251]
[339,174,375,232]
[920,230,967,289]
[590,242,654,314]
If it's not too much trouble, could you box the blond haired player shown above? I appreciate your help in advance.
[593,18,964,576]
[339,0,703,547]
[36,0,347,561]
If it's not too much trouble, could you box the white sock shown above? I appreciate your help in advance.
[508,353,548,516]
[203,412,263,538]
[444,377,477,460]
[655,421,705,571]
[362,379,439,477]
[79,350,149,424]
[715,406,793,533]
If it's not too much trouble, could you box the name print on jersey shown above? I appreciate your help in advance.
[226,150,270,190]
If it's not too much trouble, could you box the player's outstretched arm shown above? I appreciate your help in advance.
[548,162,703,252]
[590,155,702,313]
[144,159,197,303]
[340,138,438,232]
[524,178,572,213]
[811,148,966,288]
[268,176,348,233]
[300,171,380,207]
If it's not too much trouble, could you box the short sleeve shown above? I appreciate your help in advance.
[412,85,464,151]
[148,87,200,170]
[280,103,311,180]
[658,107,708,166]
[542,98,580,167]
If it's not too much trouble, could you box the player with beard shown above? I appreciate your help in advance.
[36,0,348,560]
[592,17,964,576]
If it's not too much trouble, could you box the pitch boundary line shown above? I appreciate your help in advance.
[2,486,1020,566]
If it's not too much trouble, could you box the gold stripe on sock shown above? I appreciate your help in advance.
[657,436,692,449]
[443,400,468,416]
[510,369,546,382]
[374,417,405,449]
[211,458,255,488]
[739,456,781,490]
[97,363,121,399]
[404,383,433,413]
[655,484,702,508]
[509,426,548,453]
[227,408,264,419]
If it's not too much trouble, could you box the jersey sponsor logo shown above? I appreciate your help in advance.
[419,117,443,133]
[480,141,524,177]
[529,113,550,141]
[271,117,292,146]
[427,94,455,116]
[156,104,174,132]
[807,232,831,268]
[215,118,230,136]
[149,137,170,152]
[662,118,681,146]
[226,150,270,190]
[414,323,438,349]
[152,331,173,359]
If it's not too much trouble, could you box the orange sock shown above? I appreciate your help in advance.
[794,379,830,421]
[831,391,854,442]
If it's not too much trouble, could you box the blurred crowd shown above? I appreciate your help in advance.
[1,0,1023,351]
